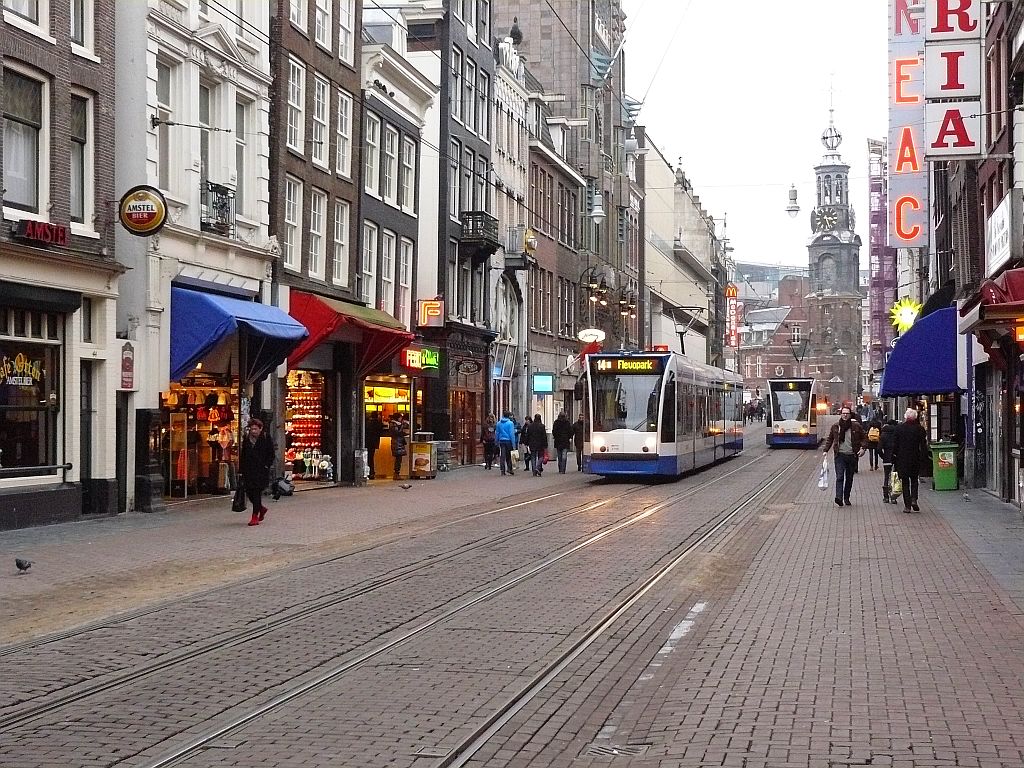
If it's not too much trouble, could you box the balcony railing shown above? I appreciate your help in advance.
[200,181,236,238]
[459,211,500,259]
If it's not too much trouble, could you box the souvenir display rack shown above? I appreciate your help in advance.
[285,370,324,452]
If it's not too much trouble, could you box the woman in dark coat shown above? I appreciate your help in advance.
[240,418,275,526]
[551,412,573,474]
[390,416,408,480]
[892,408,929,512]
[525,414,549,476]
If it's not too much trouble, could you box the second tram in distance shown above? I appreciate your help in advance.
[584,352,744,477]
[765,377,824,447]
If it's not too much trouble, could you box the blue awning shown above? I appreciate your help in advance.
[879,306,959,397]
[170,287,308,382]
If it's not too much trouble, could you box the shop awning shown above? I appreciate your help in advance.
[288,290,414,378]
[170,287,309,382]
[879,306,959,397]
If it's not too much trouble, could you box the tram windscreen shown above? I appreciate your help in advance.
[769,381,811,422]
[590,370,662,432]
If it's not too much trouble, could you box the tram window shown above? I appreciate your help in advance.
[661,374,675,442]
[591,371,661,432]
[680,384,695,437]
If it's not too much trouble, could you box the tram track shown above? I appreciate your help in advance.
[129,450,797,768]
[0,453,766,735]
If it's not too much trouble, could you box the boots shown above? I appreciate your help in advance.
[248,512,260,526]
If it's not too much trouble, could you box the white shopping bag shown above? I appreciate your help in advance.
[817,456,830,490]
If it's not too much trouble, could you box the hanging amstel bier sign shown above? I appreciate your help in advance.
[119,185,168,237]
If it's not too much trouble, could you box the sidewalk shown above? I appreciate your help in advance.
[0,462,588,643]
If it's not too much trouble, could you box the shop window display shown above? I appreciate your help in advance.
[160,375,239,497]
[284,370,336,481]
[0,342,60,475]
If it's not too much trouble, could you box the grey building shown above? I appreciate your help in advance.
[1,0,123,528]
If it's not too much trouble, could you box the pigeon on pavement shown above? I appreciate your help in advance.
[15,558,32,574]
[399,484,412,490]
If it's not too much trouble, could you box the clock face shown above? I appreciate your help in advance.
[812,207,839,232]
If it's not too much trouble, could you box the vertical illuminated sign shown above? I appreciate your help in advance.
[888,0,929,247]
[924,0,983,159]
[417,299,444,328]
[725,283,739,348]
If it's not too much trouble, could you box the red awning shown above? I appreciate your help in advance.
[288,290,413,378]
[978,267,1024,316]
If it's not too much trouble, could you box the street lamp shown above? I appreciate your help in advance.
[786,184,800,218]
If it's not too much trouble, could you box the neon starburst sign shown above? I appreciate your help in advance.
[890,297,923,333]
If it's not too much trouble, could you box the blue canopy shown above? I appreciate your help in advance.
[879,306,958,397]
[170,287,308,382]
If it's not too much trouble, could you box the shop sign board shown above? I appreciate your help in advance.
[985,189,1022,278]
[923,0,984,159]
[532,372,555,394]
[120,342,136,390]
[0,350,43,387]
[888,0,929,247]
[417,300,444,328]
[725,283,739,348]
[394,344,441,377]
[118,185,168,237]
[12,219,70,247]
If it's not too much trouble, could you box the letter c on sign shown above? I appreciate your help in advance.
[895,196,922,241]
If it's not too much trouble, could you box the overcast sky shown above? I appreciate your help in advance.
[622,0,889,269]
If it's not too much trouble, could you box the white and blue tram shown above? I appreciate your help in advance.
[765,378,823,447]
[583,352,744,477]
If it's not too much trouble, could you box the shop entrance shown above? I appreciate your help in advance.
[365,376,413,480]
[451,390,480,466]
[80,361,94,513]
[283,370,337,482]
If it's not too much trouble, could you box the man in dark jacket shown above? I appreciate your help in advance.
[240,418,275,526]
[822,406,866,507]
[525,414,549,476]
[551,412,573,474]
[878,418,899,503]
[893,407,929,512]
[365,412,383,480]
[572,415,586,471]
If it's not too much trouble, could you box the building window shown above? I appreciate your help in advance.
[477,71,489,138]
[336,88,352,177]
[155,61,174,192]
[364,113,380,195]
[311,75,329,167]
[400,137,416,211]
[380,230,396,315]
[360,222,378,307]
[70,93,92,226]
[288,0,306,30]
[462,148,473,213]
[71,0,92,47]
[198,83,212,184]
[308,189,327,279]
[464,60,476,132]
[472,263,484,323]
[0,339,60,477]
[756,355,763,378]
[475,155,487,212]
[382,126,398,205]
[286,57,305,153]
[81,297,93,342]
[2,68,45,214]
[235,100,249,215]
[283,177,302,270]
[479,0,490,43]
[4,0,38,23]
[314,0,331,49]
[398,238,412,328]
[447,240,459,317]
[451,47,463,122]
[332,200,349,285]
[338,0,354,63]
[790,324,801,343]
[449,139,461,219]
[459,260,471,318]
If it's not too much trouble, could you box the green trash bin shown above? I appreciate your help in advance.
[930,442,959,490]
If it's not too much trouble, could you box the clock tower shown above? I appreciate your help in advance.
[806,113,863,408]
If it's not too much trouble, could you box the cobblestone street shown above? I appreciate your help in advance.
[2,429,1024,767]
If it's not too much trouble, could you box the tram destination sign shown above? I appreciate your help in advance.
[592,357,665,375]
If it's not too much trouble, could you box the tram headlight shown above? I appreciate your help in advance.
[799,426,809,435]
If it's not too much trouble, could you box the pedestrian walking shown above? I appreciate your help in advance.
[552,412,573,474]
[240,418,275,526]
[525,414,549,476]
[892,407,929,513]
[365,412,383,480]
[390,415,408,480]
[866,416,882,470]
[572,414,586,471]
[480,414,498,470]
[519,417,533,473]
[878,418,899,503]
[822,406,866,507]
[495,412,517,476]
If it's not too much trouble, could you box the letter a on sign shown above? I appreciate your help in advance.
[925,103,980,157]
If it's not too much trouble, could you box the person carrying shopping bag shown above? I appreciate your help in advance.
[525,414,549,477]
[552,412,573,474]
[822,406,867,507]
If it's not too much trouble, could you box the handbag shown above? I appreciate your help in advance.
[510,448,520,463]
[817,456,830,490]
[541,449,550,465]
[231,484,247,512]
[891,473,903,497]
